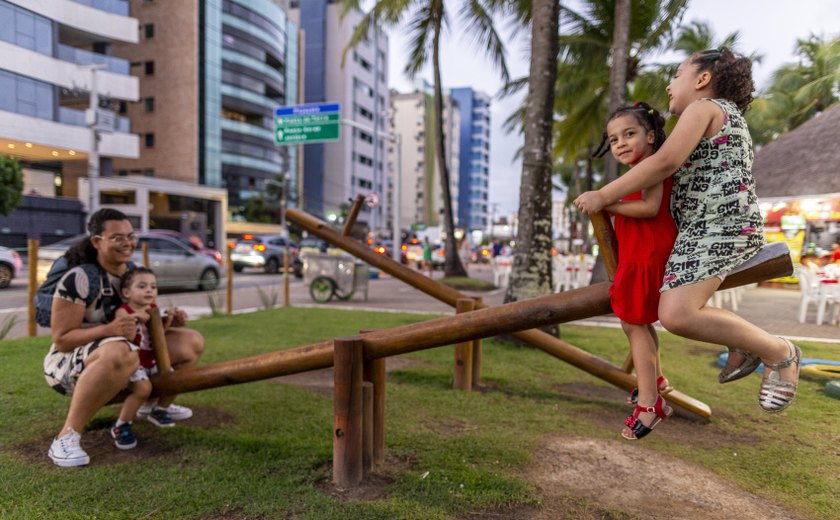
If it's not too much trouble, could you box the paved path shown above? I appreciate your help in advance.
[4,263,838,344]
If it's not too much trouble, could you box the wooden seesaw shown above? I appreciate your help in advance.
[144,202,791,487]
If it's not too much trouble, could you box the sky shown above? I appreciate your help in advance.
[382,0,840,219]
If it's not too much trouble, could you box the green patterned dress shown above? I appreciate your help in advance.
[661,98,765,292]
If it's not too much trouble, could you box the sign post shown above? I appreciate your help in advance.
[275,102,341,145]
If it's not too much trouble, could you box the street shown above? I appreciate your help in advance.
[2,263,838,344]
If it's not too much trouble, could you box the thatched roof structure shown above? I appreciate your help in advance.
[753,103,840,198]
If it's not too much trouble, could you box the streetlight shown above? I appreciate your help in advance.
[340,118,402,263]
[265,174,289,228]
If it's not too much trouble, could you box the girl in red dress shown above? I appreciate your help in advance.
[596,102,677,440]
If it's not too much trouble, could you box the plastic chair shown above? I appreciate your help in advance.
[492,255,513,288]
[797,267,821,323]
[816,280,839,326]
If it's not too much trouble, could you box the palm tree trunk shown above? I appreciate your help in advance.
[504,0,559,309]
[431,0,466,278]
[603,0,631,184]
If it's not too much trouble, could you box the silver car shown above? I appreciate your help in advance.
[37,233,220,291]
[0,245,23,289]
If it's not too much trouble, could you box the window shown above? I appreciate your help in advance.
[144,133,155,147]
[144,97,155,112]
[144,61,155,75]
[118,101,127,114]
[144,24,154,38]
[143,169,155,177]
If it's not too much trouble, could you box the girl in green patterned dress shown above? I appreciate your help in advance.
[574,48,801,414]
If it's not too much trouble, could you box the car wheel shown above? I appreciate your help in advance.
[198,268,220,291]
[265,257,279,274]
[0,264,11,289]
[309,276,334,303]
[233,265,244,273]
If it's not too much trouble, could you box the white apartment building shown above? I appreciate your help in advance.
[388,89,460,230]
[290,1,389,231]
[0,0,140,199]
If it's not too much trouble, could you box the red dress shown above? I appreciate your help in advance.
[609,177,677,324]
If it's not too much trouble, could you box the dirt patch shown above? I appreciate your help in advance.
[316,450,418,502]
[273,355,425,397]
[522,436,807,520]
[15,406,235,467]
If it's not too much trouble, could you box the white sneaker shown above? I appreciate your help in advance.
[159,403,193,421]
[136,403,155,418]
[48,428,90,467]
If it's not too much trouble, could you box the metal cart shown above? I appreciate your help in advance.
[303,253,369,303]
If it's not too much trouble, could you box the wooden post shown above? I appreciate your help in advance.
[343,194,365,236]
[147,306,172,373]
[333,335,364,487]
[471,296,483,388]
[283,243,290,307]
[27,239,38,337]
[361,329,385,468]
[453,298,475,391]
[362,382,374,476]
[226,246,233,315]
[590,211,618,281]
[142,241,150,268]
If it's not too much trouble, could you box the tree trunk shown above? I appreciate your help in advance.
[603,0,631,184]
[432,1,466,278]
[504,0,559,314]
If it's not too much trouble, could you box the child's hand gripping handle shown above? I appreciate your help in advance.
[590,211,618,281]
[148,306,172,373]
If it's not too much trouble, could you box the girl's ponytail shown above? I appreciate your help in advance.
[692,47,755,113]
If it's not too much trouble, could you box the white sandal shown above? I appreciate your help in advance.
[758,338,802,413]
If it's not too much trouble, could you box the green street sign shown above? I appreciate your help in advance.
[275,102,341,145]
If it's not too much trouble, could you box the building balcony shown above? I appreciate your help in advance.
[57,43,129,75]
[69,0,129,16]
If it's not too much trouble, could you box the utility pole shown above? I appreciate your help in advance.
[84,64,107,215]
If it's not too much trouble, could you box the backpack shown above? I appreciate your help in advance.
[34,258,131,327]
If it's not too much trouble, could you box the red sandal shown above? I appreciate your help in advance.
[621,395,673,440]
[627,375,673,405]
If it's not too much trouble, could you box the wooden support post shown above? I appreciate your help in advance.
[226,247,233,315]
[453,298,475,391]
[333,335,364,488]
[283,244,290,307]
[361,329,385,468]
[147,307,172,373]
[343,194,365,236]
[590,211,618,281]
[142,242,150,268]
[27,239,38,337]
[471,296,483,388]
[362,382,373,476]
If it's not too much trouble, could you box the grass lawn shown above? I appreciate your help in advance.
[1,307,838,519]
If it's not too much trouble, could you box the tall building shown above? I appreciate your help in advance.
[451,87,490,232]
[111,0,300,212]
[0,0,140,199]
[290,0,389,230]
[389,89,460,229]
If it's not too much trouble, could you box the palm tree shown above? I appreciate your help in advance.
[341,0,511,277]
[503,0,560,307]
[748,34,840,144]
[603,0,630,185]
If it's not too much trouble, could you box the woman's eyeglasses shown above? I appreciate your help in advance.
[94,234,138,245]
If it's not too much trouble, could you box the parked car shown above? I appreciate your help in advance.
[147,229,223,265]
[230,234,303,277]
[37,233,221,291]
[0,245,23,288]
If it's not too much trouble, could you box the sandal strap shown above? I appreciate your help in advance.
[763,340,800,370]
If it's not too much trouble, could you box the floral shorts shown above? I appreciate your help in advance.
[44,337,136,396]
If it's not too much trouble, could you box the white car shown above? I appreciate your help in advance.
[0,245,23,288]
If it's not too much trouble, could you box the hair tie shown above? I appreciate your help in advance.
[648,109,654,115]
[633,101,642,107]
